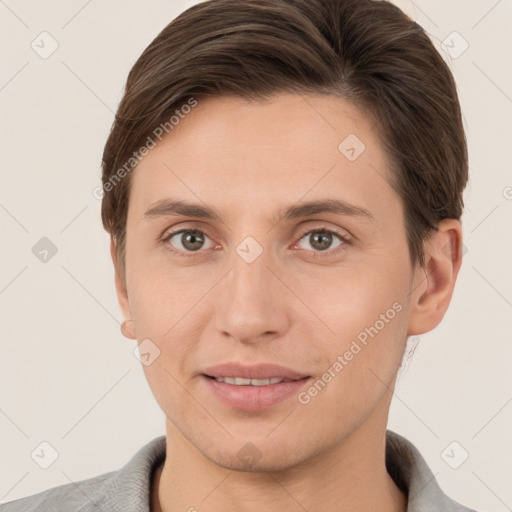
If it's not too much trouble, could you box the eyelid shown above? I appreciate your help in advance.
[295,223,352,243]
[161,227,216,257]
[291,225,351,258]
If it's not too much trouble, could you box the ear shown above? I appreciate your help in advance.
[110,236,136,339]
[407,219,464,336]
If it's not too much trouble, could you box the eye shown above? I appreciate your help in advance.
[295,228,350,256]
[161,226,351,258]
[163,229,214,256]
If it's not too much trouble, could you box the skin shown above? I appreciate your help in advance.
[111,92,463,512]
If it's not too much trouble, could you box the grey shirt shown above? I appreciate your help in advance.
[0,430,478,511]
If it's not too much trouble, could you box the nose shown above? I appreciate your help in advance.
[213,242,289,345]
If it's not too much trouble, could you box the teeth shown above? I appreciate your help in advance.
[213,377,287,386]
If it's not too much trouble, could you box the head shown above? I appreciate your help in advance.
[101,0,467,471]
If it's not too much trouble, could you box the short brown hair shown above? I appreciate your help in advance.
[101,0,468,284]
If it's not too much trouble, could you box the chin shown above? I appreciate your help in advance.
[201,437,314,474]
[209,451,298,473]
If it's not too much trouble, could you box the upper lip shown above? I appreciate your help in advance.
[202,363,309,380]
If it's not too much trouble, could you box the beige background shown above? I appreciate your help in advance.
[1,0,511,509]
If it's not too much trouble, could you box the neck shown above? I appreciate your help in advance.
[152,418,407,512]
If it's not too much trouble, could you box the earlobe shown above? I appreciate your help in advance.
[121,319,137,340]
[110,237,137,340]
[407,219,463,336]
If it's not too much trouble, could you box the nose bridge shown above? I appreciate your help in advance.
[231,239,270,301]
[214,234,286,342]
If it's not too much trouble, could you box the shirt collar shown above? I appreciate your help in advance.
[93,430,474,512]
[386,429,476,511]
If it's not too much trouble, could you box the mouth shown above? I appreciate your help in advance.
[202,362,310,381]
[203,375,301,386]
[200,363,311,410]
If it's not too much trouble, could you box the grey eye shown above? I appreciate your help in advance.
[297,229,344,252]
[167,230,212,252]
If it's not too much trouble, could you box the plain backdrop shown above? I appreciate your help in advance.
[1,0,511,510]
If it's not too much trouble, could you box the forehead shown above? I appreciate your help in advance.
[128,93,399,228]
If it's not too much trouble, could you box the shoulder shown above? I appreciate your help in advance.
[0,470,115,512]
[385,430,480,512]
[0,436,166,512]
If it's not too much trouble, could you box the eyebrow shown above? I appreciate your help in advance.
[143,198,375,224]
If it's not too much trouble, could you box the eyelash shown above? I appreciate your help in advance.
[161,226,351,259]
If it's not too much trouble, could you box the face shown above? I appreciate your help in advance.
[116,92,419,471]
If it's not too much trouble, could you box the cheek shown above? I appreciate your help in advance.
[298,260,407,341]
[141,358,202,436]
[297,299,408,427]
[300,256,410,392]
[127,254,211,337]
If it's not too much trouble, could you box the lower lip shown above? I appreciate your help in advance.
[202,375,311,411]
